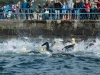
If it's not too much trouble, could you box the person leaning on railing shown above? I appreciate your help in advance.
[21,0,30,20]
[67,0,73,20]
[45,0,53,20]
[73,0,81,20]
[80,0,85,20]
[42,3,50,20]
[0,7,3,19]
[4,5,10,19]
[97,0,100,19]
[54,0,62,20]
[62,1,67,20]
[97,0,100,12]
[16,1,21,19]
[84,0,91,20]
[37,4,42,20]
[11,4,18,19]
[90,0,98,20]
[29,0,34,20]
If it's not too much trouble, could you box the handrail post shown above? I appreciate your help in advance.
[50,8,52,20]
[78,8,80,20]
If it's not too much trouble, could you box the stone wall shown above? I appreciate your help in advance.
[0,20,100,38]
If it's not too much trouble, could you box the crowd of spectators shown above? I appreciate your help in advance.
[0,0,100,20]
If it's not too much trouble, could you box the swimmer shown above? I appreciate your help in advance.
[71,38,78,45]
[40,39,64,52]
[62,44,74,50]
[85,40,97,49]
[22,46,40,54]
[62,38,77,50]
[41,42,53,52]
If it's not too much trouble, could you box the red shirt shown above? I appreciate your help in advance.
[97,2,100,12]
[97,2,100,8]
[84,3,90,12]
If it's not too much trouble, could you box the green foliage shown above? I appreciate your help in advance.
[0,0,23,6]
[0,0,75,7]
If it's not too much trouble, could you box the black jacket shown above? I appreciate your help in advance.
[74,2,81,8]
[54,2,62,9]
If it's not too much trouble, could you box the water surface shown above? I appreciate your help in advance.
[0,37,100,75]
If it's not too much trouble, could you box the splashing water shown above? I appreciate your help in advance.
[0,37,100,75]
[0,37,100,58]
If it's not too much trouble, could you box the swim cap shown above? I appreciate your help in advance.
[40,47,45,51]
[23,47,27,50]
[22,46,29,52]
[72,38,75,41]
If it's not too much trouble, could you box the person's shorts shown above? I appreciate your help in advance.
[67,9,72,14]
[74,9,79,15]
[62,10,66,15]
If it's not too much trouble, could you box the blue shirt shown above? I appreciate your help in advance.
[62,4,67,9]
[22,2,28,8]
[80,2,86,8]
[4,5,10,12]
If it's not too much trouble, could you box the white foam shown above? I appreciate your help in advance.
[0,38,100,58]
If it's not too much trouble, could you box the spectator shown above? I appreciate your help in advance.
[37,4,42,20]
[37,4,42,13]
[0,6,3,19]
[74,0,81,19]
[97,0,100,12]
[90,0,98,20]
[46,0,52,8]
[16,1,21,19]
[62,1,67,20]
[43,3,47,12]
[97,0,100,19]
[45,0,53,19]
[44,8,49,20]
[54,0,62,20]
[67,0,73,20]
[4,5,10,19]
[80,0,85,20]
[17,1,21,8]
[43,3,49,20]
[12,4,15,13]
[11,4,17,19]
[21,0,30,19]
[84,0,91,19]
[29,0,34,20]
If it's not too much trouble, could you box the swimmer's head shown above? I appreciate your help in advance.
[72,38,75,41]
[93,40,96,43]
[22,46,27,50]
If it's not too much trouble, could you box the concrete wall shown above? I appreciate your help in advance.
[0,20,100,38]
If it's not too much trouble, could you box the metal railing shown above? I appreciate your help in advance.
[0,8,100,20]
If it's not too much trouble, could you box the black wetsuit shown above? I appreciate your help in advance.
[42,41,74,51]
[28,42,53,54]
[85,43,94,49]
[28,51,40,54]
[62,44,75,50]
[42,42,53,52]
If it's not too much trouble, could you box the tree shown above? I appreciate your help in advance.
[0,0,23,6]
[0,0,75,7]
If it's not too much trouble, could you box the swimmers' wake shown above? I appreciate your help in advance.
[0,38,100,58]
